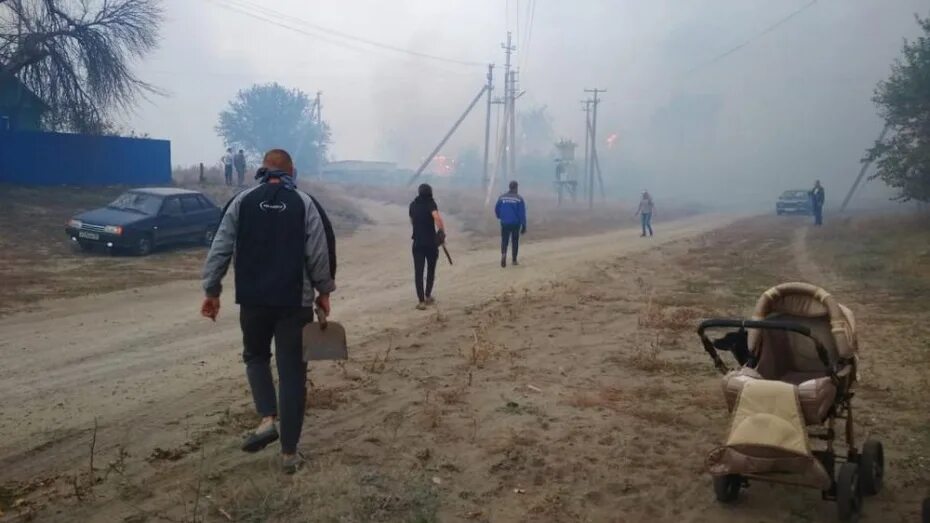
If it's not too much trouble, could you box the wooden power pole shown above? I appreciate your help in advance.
[482,64,494,191]
[584,88,604,209]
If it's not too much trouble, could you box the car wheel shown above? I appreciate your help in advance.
[134,236,153,256]
[77,241,94,252]
[203,227,216,247]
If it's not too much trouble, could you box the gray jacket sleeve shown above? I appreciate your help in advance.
[201,192,246,297]
[303,195,336,295]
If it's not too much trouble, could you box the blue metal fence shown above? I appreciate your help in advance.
[0,130,171,186]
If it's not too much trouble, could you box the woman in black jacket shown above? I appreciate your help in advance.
[409,184,446,310]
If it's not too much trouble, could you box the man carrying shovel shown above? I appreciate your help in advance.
[200,148,336,474]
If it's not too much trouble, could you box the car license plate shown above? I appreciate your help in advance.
[78,231,99,240]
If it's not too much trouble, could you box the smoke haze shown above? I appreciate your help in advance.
[124,0,928,204]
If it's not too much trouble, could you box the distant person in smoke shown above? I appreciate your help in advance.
[221,148,234,186]
[495,180,527,267]
[635,191,655,237]
[201,148,337,474]
[409,183,446,310]
[234,149,247,186]
[810,180,825,226]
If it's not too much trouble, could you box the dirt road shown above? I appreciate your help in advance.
[0,202,735,482]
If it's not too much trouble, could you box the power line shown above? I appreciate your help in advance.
[520,0,536,71]
[682,0,818,78]
[206,0,486,68]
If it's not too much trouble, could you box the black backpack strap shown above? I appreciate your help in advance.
[306,193,337,279]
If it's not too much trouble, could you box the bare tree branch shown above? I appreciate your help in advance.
[0,0,162,133]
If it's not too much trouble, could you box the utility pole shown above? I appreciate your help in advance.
[482,64,494,191]
[501,32,516,181]
[840,124,890,213]
[407,85,489,186]
[509,69,518,180]
[584,88,604,209]
[581,100,592,201]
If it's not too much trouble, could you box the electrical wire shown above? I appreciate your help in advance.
[206,0,486,68]
[681,0,818,78]
[520,0,536,72]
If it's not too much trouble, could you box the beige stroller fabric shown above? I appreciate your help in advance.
[727,380,808,452]
[708,380,832,490]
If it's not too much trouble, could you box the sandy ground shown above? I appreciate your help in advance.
[0,202,732,480]
[1,207,927,522]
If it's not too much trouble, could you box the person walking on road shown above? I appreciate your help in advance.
[201,148,337,474]
[810,180,825,226]
[495,180,527,267]
[221,148,234,186]
[234,149,247,187]
[635,190,655,237]
[409,183,446,310]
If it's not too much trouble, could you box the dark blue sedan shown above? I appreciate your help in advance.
[65,188,222,255]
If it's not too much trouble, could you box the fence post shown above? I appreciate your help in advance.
[199,162,204,185]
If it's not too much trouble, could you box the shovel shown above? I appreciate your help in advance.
[302,307,348,362]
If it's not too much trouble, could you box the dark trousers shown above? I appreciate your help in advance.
[501,223,521,260]
[641,212,653,236]
[813,206,823,226]
[236,169,245,186]
[224,165,233,185]
[240,306,312,454]
[413,246,438,302]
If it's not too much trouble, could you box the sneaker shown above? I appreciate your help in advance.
[425,296,435,305]
[501,255,507,268]
[416,302,427,310]
[282,453,305,474]
[512,259,519,266]
[241,422,279,453]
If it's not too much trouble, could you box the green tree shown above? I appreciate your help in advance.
[868,14,930,202]
[0,0,163,133]
[216,83,329,173]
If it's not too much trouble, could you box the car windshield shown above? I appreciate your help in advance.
[108,192,163,215]
[782,191,809,199]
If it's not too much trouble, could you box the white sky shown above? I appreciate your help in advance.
[123,0,929,201]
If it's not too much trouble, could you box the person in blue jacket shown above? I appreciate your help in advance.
[495,181,527,267]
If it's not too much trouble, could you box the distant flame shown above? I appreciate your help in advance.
[430,155,455,176]
[606,133,618,149]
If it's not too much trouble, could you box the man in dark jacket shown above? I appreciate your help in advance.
[201,149,336,474]
[234,149,247,187]
[409,183,446,310]
[495,180,527,267]
[810,180,825,226]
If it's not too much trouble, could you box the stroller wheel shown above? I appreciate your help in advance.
[837,462,862,522]
[713,474,741,503]
[859,439,884,496]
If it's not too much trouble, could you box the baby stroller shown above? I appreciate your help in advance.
[696,282,884,522]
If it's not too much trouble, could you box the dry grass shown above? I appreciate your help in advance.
[637,296,704,331]
[563,386,625,411]
[436,386,468,405]
[307,384,351,411]
[810,211,930,305]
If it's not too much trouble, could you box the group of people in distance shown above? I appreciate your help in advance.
[199,147,660,473]
[221,147,248,187]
